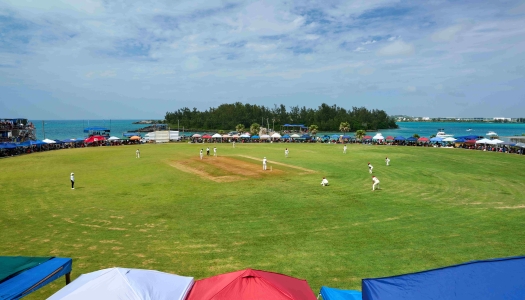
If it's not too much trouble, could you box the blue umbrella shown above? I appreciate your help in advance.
[430,137,443,142]
[394,136,406,141]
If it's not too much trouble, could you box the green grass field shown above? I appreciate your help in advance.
[1,143,524,298]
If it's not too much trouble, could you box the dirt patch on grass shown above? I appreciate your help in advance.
[495,205,525,209]
[169,156,283,182]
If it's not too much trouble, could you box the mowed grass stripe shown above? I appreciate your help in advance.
[1,143,524,298]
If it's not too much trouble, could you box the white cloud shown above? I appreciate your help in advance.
[431,24,465,42]
[362,40,376,45]
[387,36,399,41]
[246,43,278,52]
[359,67,375,75]
[405,86,417,92]
[182,56,203,70]
[354,47,367,52]
[377,40,415,56]
[304,34,320,41]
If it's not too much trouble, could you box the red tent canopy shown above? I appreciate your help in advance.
[418,137,429,142]
[386,136,395,140]
[465,139,476,144]
[363,135,372,139]
[84,135,106,143]
[186,268,317,300]
[202,134,212,139]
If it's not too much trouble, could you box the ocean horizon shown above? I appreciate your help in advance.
[29,120,525,141]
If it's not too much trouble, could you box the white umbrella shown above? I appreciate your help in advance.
[212,133,222,138]
[48,268,194,300]
[492,139,505,144]
[476,138,492,144]
[240,134,250,138]
[516,142,525,148]
[291,134,300,138]
[108,136,120,141]
[192,134,201,138]
[372,134,384,140]
[260,134,271,139]
[42,138,56,144]
[271,133,281,138]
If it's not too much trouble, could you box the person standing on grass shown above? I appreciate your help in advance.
[285,148,289,158]
[136,148,140,158]
[385,157,390,166]
[206,147,210,156]
[372,175,380,191]
[213,147,217,157]
[200,149,203,160]
[321,177,329,186]
[368,162,373,174]
[70,172,75,189]
[343,144,347,154]
[263,157,267,170]
[233,141,235,148]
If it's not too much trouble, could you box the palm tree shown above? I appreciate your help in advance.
[309,124,319,136]
[235,124,245,134]
[218,130,225,134]
[250,123,260,135]
[413,133,420,138]
[339,122,350,133]
[355,129,366,140]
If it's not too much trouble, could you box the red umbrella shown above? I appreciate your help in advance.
[202,134,212,139]
[84,135,106,143]
[186,268,317,300]
[418,137,429,142]
[386,136,395,140]
[363,135,372,139]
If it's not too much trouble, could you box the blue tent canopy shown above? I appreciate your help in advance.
[83,126,109,133]
[251,135,260,139]
[54,140,64,144]
[123,132,139,137]
[0,256,72,300]
[301,134,311,139]
[331,135,340,139]
[320,286,362,300]
[406,137,418,142]
[455,137,468,143]
[282,134,291,138]
[0,143,19,149]
[342,135,351,139]
[455,135,479,140]
[430,137,443,142]
[362,256,525,300]
[394,136,405,141]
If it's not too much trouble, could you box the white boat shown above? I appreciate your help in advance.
[466,128,472,131]
[436,129,454,138]
[486,131,498,137]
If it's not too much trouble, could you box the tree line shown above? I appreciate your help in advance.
[164,102,398,132]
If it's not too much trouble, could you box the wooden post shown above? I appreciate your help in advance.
[65,272,71,285]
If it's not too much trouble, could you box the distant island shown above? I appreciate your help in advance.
[394,116,525,123]
[132,120,164,124]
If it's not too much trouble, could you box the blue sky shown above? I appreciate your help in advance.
[1,0,525,119]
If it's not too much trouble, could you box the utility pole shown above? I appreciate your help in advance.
[178,119,179,131]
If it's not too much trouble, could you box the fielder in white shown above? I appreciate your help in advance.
[262,157,267,170]
[136,149,140,158]
[368,163,373,174]
[285,148,289,158]
[321,177,329,186]
[343,144,347,154]
[385,157,390,166]
[200,149,203,160]
[372,175,380,191]
[213,147,217,157]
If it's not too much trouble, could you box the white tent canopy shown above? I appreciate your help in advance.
[260,134,271,139]
[291,134,301,138]
[271,133,281,138]
[108,136,120,141]
[212,133,222,138]
[443,137,457,142]
[240,134,250,138]
[476,138,492,144]
[48,268,194,300]
[372,133,384,140]
[491,139,505,144]
[42,138,56,144]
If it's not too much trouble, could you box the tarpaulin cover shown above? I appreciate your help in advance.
[0,257,51,283]
[320,286,362,300]
[362,256,525,300]
[186,268,317,300]
[48,268,193,300]
[0,257,72,300]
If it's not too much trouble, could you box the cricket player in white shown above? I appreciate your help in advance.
[321,177,329,186]
[262,157,267,170]
[372,176,380,191]
[200,149,203,160]
[136,149,140,158]
[285,148,289,158]
[213,147,217,157]
[343,144,347,154]
[70,172,75,189]
[368,163,373,174]
[385,157,390,166]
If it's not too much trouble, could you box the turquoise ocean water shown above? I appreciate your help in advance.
[30,120,525,141]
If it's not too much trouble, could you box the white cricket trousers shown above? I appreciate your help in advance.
[263,163,267,170]
[373,182,380,190]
